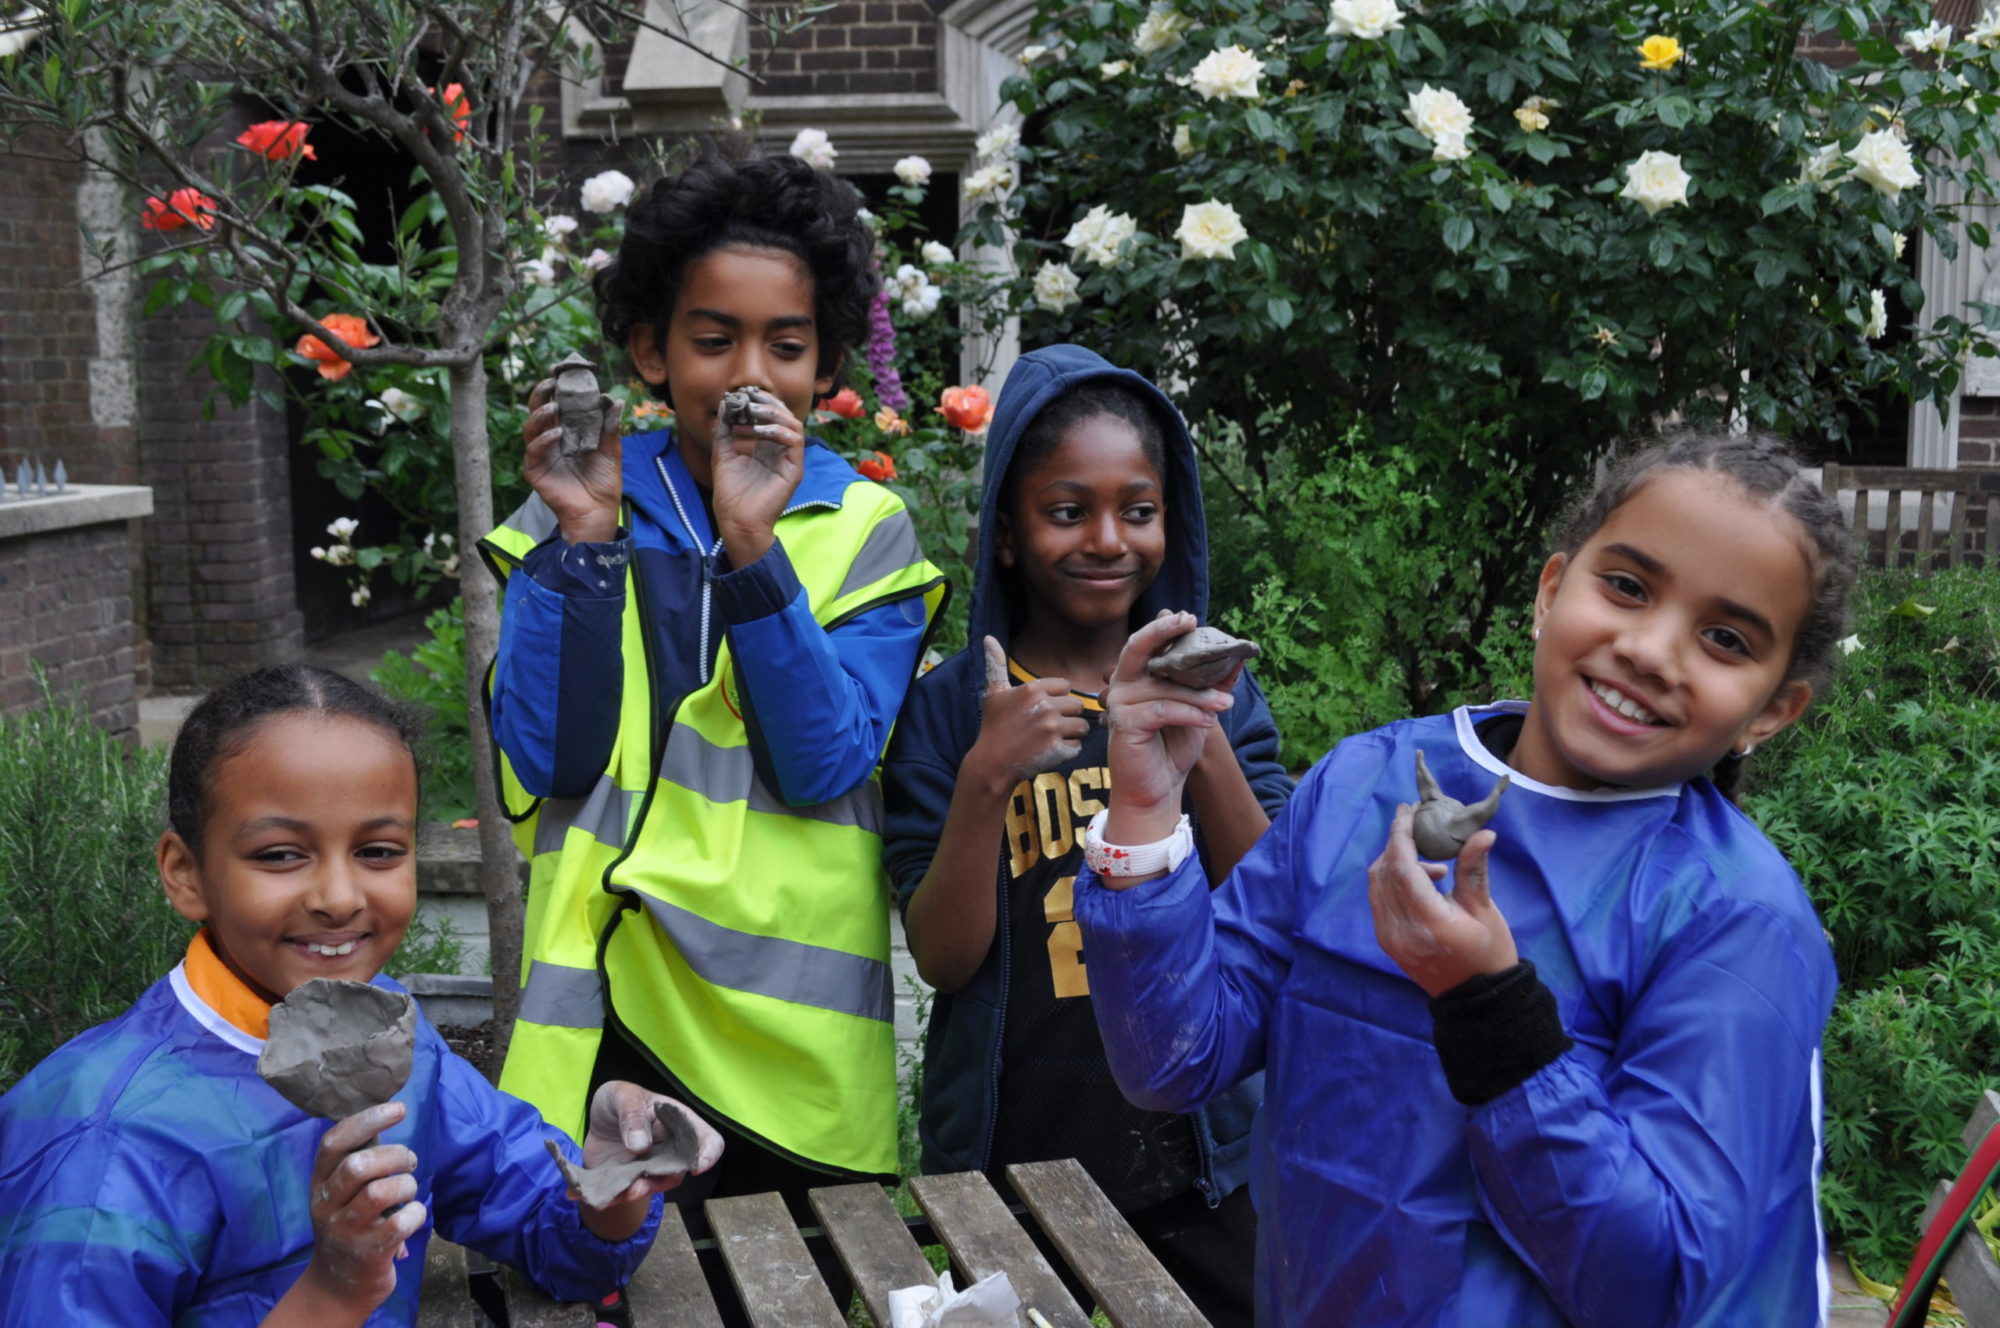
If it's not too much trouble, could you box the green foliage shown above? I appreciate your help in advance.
[1742,565,2000,1277]
[0,681,183,1091]
[372,598,475,822]
[383,909,469,981]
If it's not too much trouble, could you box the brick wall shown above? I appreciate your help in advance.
[1954,398,2000,467]
[0,520,140,737]
[752,0,940,98]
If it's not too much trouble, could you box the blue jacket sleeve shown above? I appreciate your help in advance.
[1223,666,1294,818]
[489,534,630,799]
[1464,859,1833,1327]
[717,538,930,807]
[880,660,971,915]
[427,1050,661,1301]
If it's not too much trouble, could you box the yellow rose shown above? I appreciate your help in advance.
[1637,35,1682,70]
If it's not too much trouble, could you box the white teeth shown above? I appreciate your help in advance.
[305,941,357,956]
[1591,681,1659,725]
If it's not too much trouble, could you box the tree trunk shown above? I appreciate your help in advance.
[447,353,523,1081]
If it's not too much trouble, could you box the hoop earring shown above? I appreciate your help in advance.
[1532,626,1541,641]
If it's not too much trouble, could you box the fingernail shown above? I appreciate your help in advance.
[626,1130,649,1150]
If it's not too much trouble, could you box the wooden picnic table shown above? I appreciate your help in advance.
[417,1158,1213,1328]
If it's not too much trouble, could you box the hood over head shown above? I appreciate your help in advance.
[968,344,1208,664]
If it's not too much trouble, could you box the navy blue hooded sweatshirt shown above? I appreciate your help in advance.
[881,344,1292,1205]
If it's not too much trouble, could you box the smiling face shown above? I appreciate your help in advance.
[628,244,834,486]
[159,712,418,1002]
[1513,468,1817,791]
[996,415,1167,636]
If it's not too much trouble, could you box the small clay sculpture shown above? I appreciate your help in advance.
[257,979,416,1121]
[1410,749,1509,860]
[545,1101,704,1208]
[1147,625,1262,689]
[551,353,605,458]
[719,385,760,432]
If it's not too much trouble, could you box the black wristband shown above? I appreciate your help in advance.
[1428,959,1574,1106]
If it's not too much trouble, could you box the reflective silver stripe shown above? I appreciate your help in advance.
[533,776,638,855]
[507,494,560,545]
[660,723,883,833]
[519,960,603,1029]
[835,510,924,601]
[636,894,892,1024]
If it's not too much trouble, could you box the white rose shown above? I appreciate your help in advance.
[377,386,423,422]
[893,155,932,186]
[327,517,360,541]
[1101,59,1131,78]
[1847,130,1921,197]
[893,264,942,321]
[1188,45,1263,102]
[1860,287,1888,339]
[1326,0,1404,41]
[1033,261,1081,313]
[976,123,1021,161]
[856,206,877,227]
[579,170,635,213]
[309,546,327,562]
[1797,143,1847,190]
[1133,5,1194,55]
[581,247,614,273]
[1889,231,1908,260]
[1064,205,1139,267]
[1905,21,1952,53]
[351,584,372,608]
[1431,132,1471,162]
[1403,84,1473,144]
[521,256,557,287]
[921,240,955,266]
[1970,13,2000,45]
[965,162,1016,203]
[1619,149,1691,216]
[1175,199,1248,260]
[789,127,838,170]
[1172,123,1195,158]
[542,214,578,241]
[1020,44,1050,64]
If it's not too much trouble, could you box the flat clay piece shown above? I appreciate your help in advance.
[1146,625,1261,689]
[552,353,604,458]
[545,1101,703,1208]
[1411,748,1509,860]
[258,979,417,1121]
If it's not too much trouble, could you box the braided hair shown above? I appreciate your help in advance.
[1548,431,1856,798]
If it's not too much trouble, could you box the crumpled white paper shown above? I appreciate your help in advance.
[886,1269,1023,1328]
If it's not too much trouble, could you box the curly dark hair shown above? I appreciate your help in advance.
[595,140,880,406]
[167,665,425,858]
[1549,430,1857,798]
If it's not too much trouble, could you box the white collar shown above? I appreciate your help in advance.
[168,961,266,1056]
[1453,703,1683,804]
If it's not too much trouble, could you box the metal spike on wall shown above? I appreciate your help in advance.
[12,458,26,500]
[32,459,47,498]
[52,458,66,493]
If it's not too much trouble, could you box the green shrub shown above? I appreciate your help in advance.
[373,598,476,822]
[0,682,184,1090]
[1742,564,2000,1277]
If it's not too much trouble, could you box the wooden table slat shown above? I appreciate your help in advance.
[706,1191,846,1328]
[809,1183,939,1328]
[626,1205,727,1328]
[1006,1160,1211,1328]
[497,1263,596,1327]
[416,1237,476,1328]
[908,1171,1091,1328]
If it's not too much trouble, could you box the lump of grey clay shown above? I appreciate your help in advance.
[1411,749,1509,860]
[719,385,759,433]
[545,1102,703,1208]
[1147,625,1262,689]
[551,353,605,458]
[258,979,416,1121]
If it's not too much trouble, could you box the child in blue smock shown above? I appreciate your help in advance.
[0,665,720,1327]
[1073,434,1854,1326]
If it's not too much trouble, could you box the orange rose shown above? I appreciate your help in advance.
[295,313,382,383]
[856,450,898,482]
[430,83,470,143]
[141,187,218,232]
[874,406,910,437]
[236,121,316,161]
[822,386,866,418]
[938,385,994,433]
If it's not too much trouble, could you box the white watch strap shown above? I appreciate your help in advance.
[1083,809,1194,878]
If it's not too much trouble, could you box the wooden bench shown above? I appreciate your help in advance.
[1819,463,2000,572]
[418,1160,1212,1328]
[1908,1090,2000,1328]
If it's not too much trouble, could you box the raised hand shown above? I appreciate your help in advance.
[1367,804,1516,998]
[298,1101,426,1313]
[1099,612,1236,847]
[523,377,625,545]
[969,636,1090,785]
[577,1080,724,1209]
[711,385,807,565]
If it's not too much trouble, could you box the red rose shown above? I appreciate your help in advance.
[938,385,994,433]
[822,386,866,418]
[857,450,898,482]
[295,313,382,383]
[140,187,218,232]
[236,121,316,161]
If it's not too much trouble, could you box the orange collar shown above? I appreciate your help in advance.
[183,930,272,1040]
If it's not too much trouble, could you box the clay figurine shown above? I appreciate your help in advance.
[1411,749,1508,860]
[551,353,605,458]
[719,384,760,432]
[257,979,416,1121]
[1147,625,1261,689]
[544,1101,704,1208]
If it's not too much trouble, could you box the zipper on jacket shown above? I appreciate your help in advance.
[977,840,1011,1173]
[657,455,725,683]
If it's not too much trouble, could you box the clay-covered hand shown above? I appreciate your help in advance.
[524,376,625,545]
[712,385,806,563]
[969,636,1089,785]
[299,1101,427,1313]
[573,1081,724,1208]
[1100,612,1237,832]
[1367,803,1516,999]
